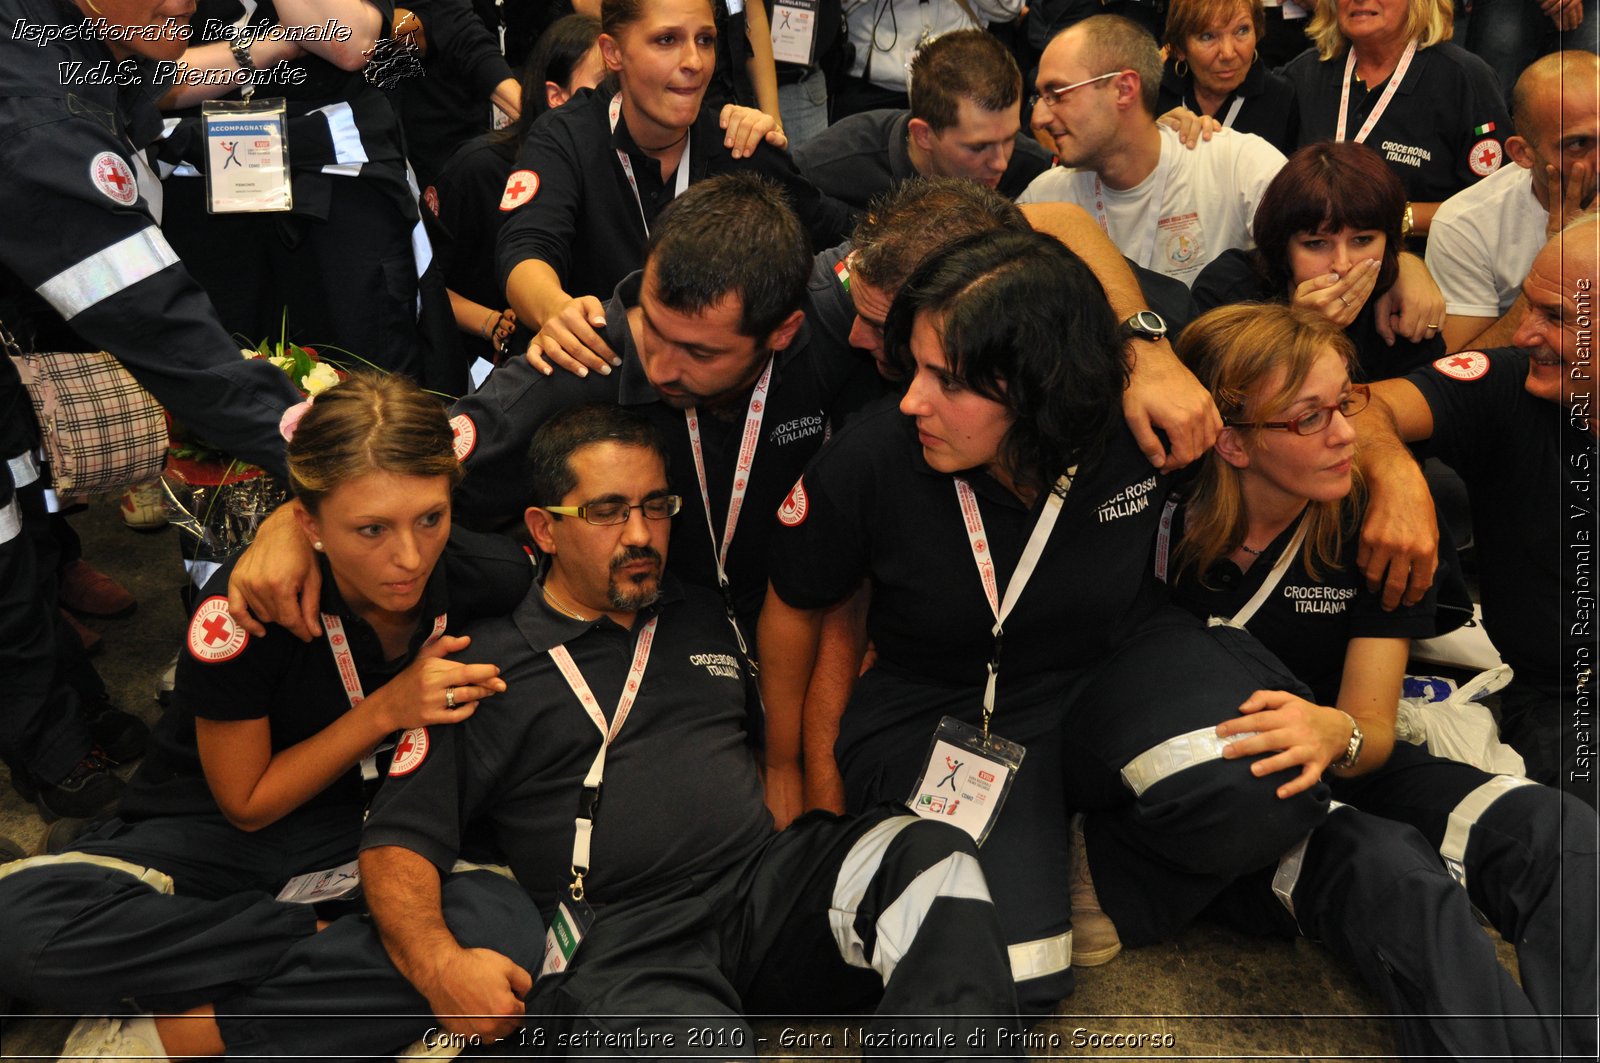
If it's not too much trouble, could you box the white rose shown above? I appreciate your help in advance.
[302,361,340,396]
[269,354,296,374]
[241,347,260,359]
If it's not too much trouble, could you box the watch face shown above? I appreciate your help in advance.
[1127,311,1167,338]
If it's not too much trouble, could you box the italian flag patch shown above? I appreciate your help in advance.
[1473,122,1497,135]
[833,257,850,292]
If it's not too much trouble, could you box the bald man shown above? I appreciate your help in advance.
[1361,214,1600,806]
[1429,51,1600,352]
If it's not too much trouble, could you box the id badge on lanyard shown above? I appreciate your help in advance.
[905,472,1073,843]
[201,98,292,213]
[770,0,819,65]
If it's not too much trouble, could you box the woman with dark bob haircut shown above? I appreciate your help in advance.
[760,229,1329,1017]
[1193,141,1441,381]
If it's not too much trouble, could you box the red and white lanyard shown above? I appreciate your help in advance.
[684,357,774,658]
[548,616,659,892]
[1335,39,1416,145]
[322,611,448,780]
[954,471,1075,731]
[1091,144,1173,270]
[610,93,691,236]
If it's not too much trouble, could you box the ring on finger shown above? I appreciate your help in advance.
[1338,294,1351,307]
[445,686,456,710]
[1425,322,1441,330]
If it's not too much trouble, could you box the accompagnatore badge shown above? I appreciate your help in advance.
[907,716,1024,846]
[201,98,292,213]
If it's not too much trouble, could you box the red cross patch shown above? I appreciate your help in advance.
[450,413,477,462]
[90,151,138,206]
[186,596,249,663]
[1433,350,1490,382]
[777,477,809,527]
[1468,137,1503,178]
[499,170,539,211]
[423,185,440,217]
[389,726,430,776]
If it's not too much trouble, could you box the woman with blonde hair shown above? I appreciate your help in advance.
[1157,0,1299,152]
[1282,0,1510,240]
[1165,302,1596,1060]
[0,373,541,1059]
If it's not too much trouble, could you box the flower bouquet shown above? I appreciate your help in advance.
[163,328,344,575]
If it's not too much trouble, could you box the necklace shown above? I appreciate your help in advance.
[1238,542,1266,557]
[543,584,596,622]
[639,129,689,154]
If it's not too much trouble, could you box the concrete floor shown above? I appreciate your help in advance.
[0,500,1460,1060]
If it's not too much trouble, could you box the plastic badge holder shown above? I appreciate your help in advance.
[201,98,292,213]
[907,715,1025,846]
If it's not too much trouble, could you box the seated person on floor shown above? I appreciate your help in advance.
[792,29,1053,208]
[0,373,540,1059]
[1428,50,1600,353]
[1354,214,1600,808]
[1166,301,1596,1061]
[360,402,1024,1053]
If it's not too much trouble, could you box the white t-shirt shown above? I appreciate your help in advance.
[1426,163,1546,319]
[1018,126,1286,286]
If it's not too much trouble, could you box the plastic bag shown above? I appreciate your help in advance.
[1395,665,1525,776]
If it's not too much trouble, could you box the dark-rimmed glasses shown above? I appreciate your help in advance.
[1227,384,1370,435]
[1028,71,1125,111]
[544,495,683,525]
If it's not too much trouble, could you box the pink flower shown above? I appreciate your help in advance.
[279,399,314,442]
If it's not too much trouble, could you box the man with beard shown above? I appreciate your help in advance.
[358,402,1023,1051]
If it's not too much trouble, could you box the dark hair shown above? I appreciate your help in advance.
[852,177,1030,296]
[1070,15,1163,116]
[908,29,1022,132]
[526,403,670,508]
[645,173,811,339]
[287,372,463,514]
[885,230,1129,492]
[1252,141,1405,297]
[601,0,712,37]
[1164,0,1264,53]
[500,13,601,146]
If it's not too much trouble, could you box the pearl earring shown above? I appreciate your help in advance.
[313,540,324,552]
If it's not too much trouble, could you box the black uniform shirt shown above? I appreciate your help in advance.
[1166,503,1436,703]
[767,403,1174,686]
[1156,59,1300,156]
[397,0,515,186]
[361,579,773,912]
[0,0,300,472]
[494,87,853,302]
[791,108,1054,209]
[119,526,532,822]
[1192,248,1440,381]
[424,132,521,364]
[1283,43,1510,210]
[451,268,880,630]
[1410,348,1592,692]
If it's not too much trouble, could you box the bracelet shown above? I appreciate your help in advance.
[1401,202,1414,238]
[229,34,255,71]
[481,310,500,341]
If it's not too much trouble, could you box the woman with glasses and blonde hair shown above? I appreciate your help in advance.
[1165,301,1595,1061]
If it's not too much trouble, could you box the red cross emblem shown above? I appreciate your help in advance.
[777,478,809,527]
[450,414,477,461]
[499,169,540,211]
[1468,137,1503,177]
[389,727,430,776]
[187,597,249,662]
[90,152,138,206]
[1433,350,1489,382]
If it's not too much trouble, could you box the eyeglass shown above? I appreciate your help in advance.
[543,495,683,525]
[1227,384,1370,435]
[1027,71,1125,111]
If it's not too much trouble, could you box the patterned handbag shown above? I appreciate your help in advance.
[3,320,167,495]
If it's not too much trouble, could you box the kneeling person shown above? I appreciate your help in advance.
[360,403,1022,1051]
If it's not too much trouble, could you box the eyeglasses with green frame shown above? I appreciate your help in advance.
[1226,384,1371,436]
[543,495,683,526]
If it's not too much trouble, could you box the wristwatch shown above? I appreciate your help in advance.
[1119,310,1168,343]
[1334,712,1365,770]
[229,33,255,71]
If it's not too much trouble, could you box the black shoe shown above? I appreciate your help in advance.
[83,701,149,765]
[0,835,23,864]
[26,750,123,822]
[39,814,107,855]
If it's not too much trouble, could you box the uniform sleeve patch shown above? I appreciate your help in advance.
[89,151,138,206]
[499,170,539,211]
[1468,138,1503,177]
[1433,350,1490,381]
[450,413,477,462]
[833,256,851,292]
[777,477,809,527]
[388,727,430,776]
[422,185,440,216]
[186,596,249,663]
